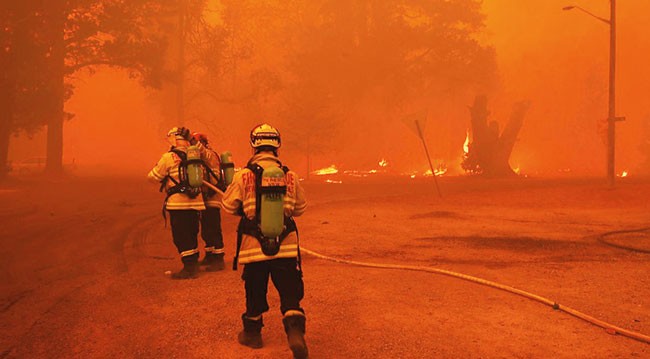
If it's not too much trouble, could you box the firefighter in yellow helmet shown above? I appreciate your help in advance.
[221,123,308,358]
[191,132,226,271]
[148,127,213,279]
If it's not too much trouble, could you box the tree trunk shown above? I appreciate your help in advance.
[0,24,14,180]
[45,0,65,174]
[46,102,64,173]
[306,135,311,180]
[175,1,186,126]
[463,95,528,177]
[0,107,11,180]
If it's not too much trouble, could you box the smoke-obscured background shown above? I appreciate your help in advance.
[4,0,649,177]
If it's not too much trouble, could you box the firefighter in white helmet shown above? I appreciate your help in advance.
[221,123,308,358]
[191,132,226,271]
[148,126,213,279]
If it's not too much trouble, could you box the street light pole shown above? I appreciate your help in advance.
[607,0,616,187]
[564,1,621,186]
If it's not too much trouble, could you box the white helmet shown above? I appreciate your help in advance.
[166,127,189,146]
[250,123,281,149]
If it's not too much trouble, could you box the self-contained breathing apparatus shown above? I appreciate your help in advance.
[158,146,204,219]
[232,160,298,270]
[191,132,233,193]
[220,151,235,187]
[158,128,232,217]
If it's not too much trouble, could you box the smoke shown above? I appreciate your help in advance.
[8,0,649,178]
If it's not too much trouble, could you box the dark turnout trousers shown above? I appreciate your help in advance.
[242,257,305,317]
[201,206,225,254]
[169,209,200,264]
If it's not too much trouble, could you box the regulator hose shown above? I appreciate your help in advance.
[301,247,650,344]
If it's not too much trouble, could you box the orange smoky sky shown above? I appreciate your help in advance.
[484,0,650,176]
[10,0,649,177]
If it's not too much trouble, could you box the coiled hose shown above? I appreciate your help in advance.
[597,227,650,254]
[301,248,650,344]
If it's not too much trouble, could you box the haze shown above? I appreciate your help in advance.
[6,1,650,176]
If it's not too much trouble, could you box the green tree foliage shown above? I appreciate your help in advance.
[2,0,496,177]
[173,0,495,170]
[290,0,495,108]
[167,0,229,126]
[41,0,173,173]
[282,0,496,167]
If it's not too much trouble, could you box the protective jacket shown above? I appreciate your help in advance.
[148,143,212,211]
[221,152,306,265]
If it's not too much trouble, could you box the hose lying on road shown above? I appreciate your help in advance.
[301,247,650,344]
[597,227,650,254]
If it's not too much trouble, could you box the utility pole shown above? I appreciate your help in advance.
[564,1,623,186]
[607,0,616,187]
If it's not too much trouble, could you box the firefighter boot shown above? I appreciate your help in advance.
[203,253,225,272]
[199,252,216,265]
[171,261,199,280]
[282,313,308,359]
[238,314,263,349]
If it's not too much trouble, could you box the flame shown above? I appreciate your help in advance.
[513,166,520,175]
[325,179,343,184]
[618,170,629,178]
[463,129,470,154]
[424,164,447,177]
[313,165,338,175]
[379,158,388,167]
[343,169,381,177]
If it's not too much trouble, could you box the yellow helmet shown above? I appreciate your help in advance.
[250,123,281,148]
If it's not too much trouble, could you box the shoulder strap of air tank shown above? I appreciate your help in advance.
[204,165,219,182]
[246,162,264,222]
[156,149,187,227]
[233,218,244,271]
[233,162,261,271]
[294,218,302,275]
[169,148,187,162]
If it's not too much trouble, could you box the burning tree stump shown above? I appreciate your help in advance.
[462,95,529,176]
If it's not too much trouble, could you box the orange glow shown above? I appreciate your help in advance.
[313,165,338,176]
[463,129,470,155]
[424,165,448,177]
[5,1,649,178]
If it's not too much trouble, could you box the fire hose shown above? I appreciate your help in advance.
[597,227,650,254]
[201,181,649,344]
[203,180,225,196]
[300,247,650,345]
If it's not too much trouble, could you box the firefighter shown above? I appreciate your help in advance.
[148,126,210,279]
[192,132,226,271]
[221,123,308,358]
